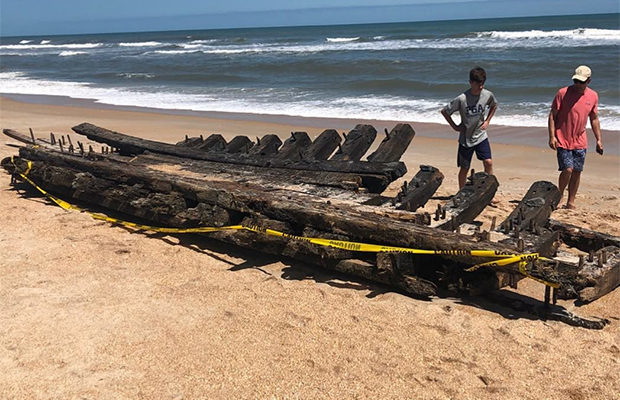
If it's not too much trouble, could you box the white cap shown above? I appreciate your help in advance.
[572,65,591,82]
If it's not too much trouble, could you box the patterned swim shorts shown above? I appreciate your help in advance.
[556,147,586,172]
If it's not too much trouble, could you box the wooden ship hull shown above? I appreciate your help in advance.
[2,123,618,327]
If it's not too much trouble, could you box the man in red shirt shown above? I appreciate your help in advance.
[548,65,604,209]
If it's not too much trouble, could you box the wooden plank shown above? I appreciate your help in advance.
[302,129,341,160]
[275,132,311,160]
[330,124,377,161]
[367,124,416,162]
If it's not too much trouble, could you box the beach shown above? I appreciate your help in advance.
[1,95,619,399]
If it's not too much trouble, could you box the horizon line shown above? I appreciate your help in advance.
[2,6,617,38]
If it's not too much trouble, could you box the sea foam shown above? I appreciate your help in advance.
[4,71,618,130]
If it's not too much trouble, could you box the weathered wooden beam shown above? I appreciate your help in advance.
[3,128,56,149]
[302,129,341,160]
[498,230,561,258]
[330,124,377,161]
[133,152,366,193]
[362,165,443,209]
[397,165,444,211]
[554,246,619,303]
[548,219,620,251]
[575,246,619,303]
[499,181,561,233]
[433,172,498,230]
[367,124,416,162]
[275,132,311,161]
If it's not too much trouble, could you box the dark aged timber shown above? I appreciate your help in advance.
[2,124,618,329]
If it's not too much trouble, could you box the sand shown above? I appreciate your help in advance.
[1,96,618,399]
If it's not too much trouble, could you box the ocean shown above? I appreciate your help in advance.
[1,13,619,130]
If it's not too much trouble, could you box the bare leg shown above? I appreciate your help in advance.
[482,158,493,176]
[558,168,573,205]
[482,158,499,204]
[458,167,468,189]
[565,170,581,209]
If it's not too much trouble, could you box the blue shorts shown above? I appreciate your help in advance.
[457,139,492,169]
[557,148,586,172]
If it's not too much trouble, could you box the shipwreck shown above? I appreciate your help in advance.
[2,123,618,329]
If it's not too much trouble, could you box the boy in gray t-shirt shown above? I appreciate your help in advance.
[441,66,498,189]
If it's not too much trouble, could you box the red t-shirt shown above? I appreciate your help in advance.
[551,86,598,150]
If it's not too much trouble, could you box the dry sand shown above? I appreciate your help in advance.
[1,96,618,399]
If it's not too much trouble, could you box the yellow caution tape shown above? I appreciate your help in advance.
[9,156,559,288]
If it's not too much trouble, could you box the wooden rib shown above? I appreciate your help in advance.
[248,134,282,156]
[498,181,561,233]
[302,129,341,160]
[330,124,377,161]
[367,123,416,162]
[275,131,311,160]
[195,134,227,152]
[396,165,444,211]
[226,136,254,153]
[432,172,498,230]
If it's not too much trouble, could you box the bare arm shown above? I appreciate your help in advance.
[480,104,497,131]
[590,111,603,155]
[548,109,558,150]
[441,109,462,133]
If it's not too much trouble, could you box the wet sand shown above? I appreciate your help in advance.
[1,96,618,399]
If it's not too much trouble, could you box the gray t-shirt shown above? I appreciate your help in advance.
[443,88,497,147]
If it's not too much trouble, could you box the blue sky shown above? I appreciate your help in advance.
[1,0,618,36]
